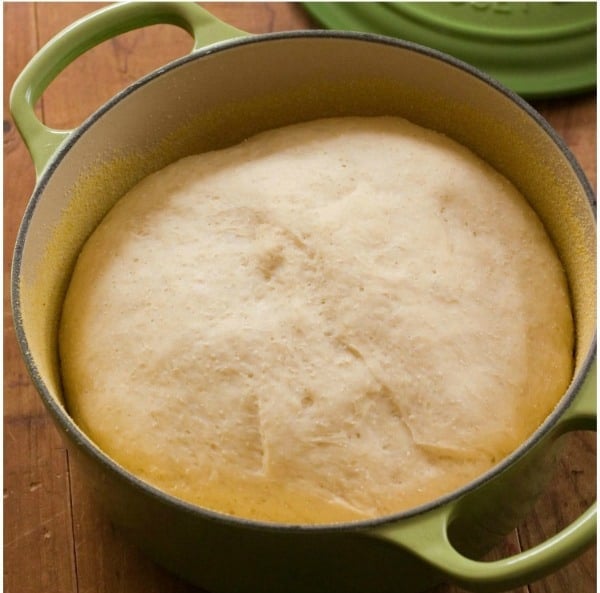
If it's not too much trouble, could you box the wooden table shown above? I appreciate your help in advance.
[4,3,596,593]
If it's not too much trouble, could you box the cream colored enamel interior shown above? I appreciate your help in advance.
[59,116,577,524]
[19,44,595,414]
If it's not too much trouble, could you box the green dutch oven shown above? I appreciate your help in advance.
[10,3,596,592]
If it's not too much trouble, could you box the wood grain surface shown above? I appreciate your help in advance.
[4,3,596,593]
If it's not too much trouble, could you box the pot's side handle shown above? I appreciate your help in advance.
[9,1,247,178]
[372,361,597,593]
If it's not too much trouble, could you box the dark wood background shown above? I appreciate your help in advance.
[4,3,596,593]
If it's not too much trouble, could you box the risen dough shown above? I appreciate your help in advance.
[60,117,573,524]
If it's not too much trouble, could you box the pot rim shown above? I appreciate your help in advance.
[11,28,597,534]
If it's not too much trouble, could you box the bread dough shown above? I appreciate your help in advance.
[59,117,573,524]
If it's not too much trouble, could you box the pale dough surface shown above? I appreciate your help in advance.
[60,117,573,524]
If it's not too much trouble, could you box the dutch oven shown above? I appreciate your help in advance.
[10,3,596,592]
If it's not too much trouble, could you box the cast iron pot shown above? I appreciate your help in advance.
[10,3,597,593]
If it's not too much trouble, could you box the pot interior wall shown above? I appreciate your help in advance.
[17,35,596,411]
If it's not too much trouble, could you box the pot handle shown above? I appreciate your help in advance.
[372,360,597,593]
[9,1,246,178]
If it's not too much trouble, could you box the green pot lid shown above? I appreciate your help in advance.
[303,2,597,98]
